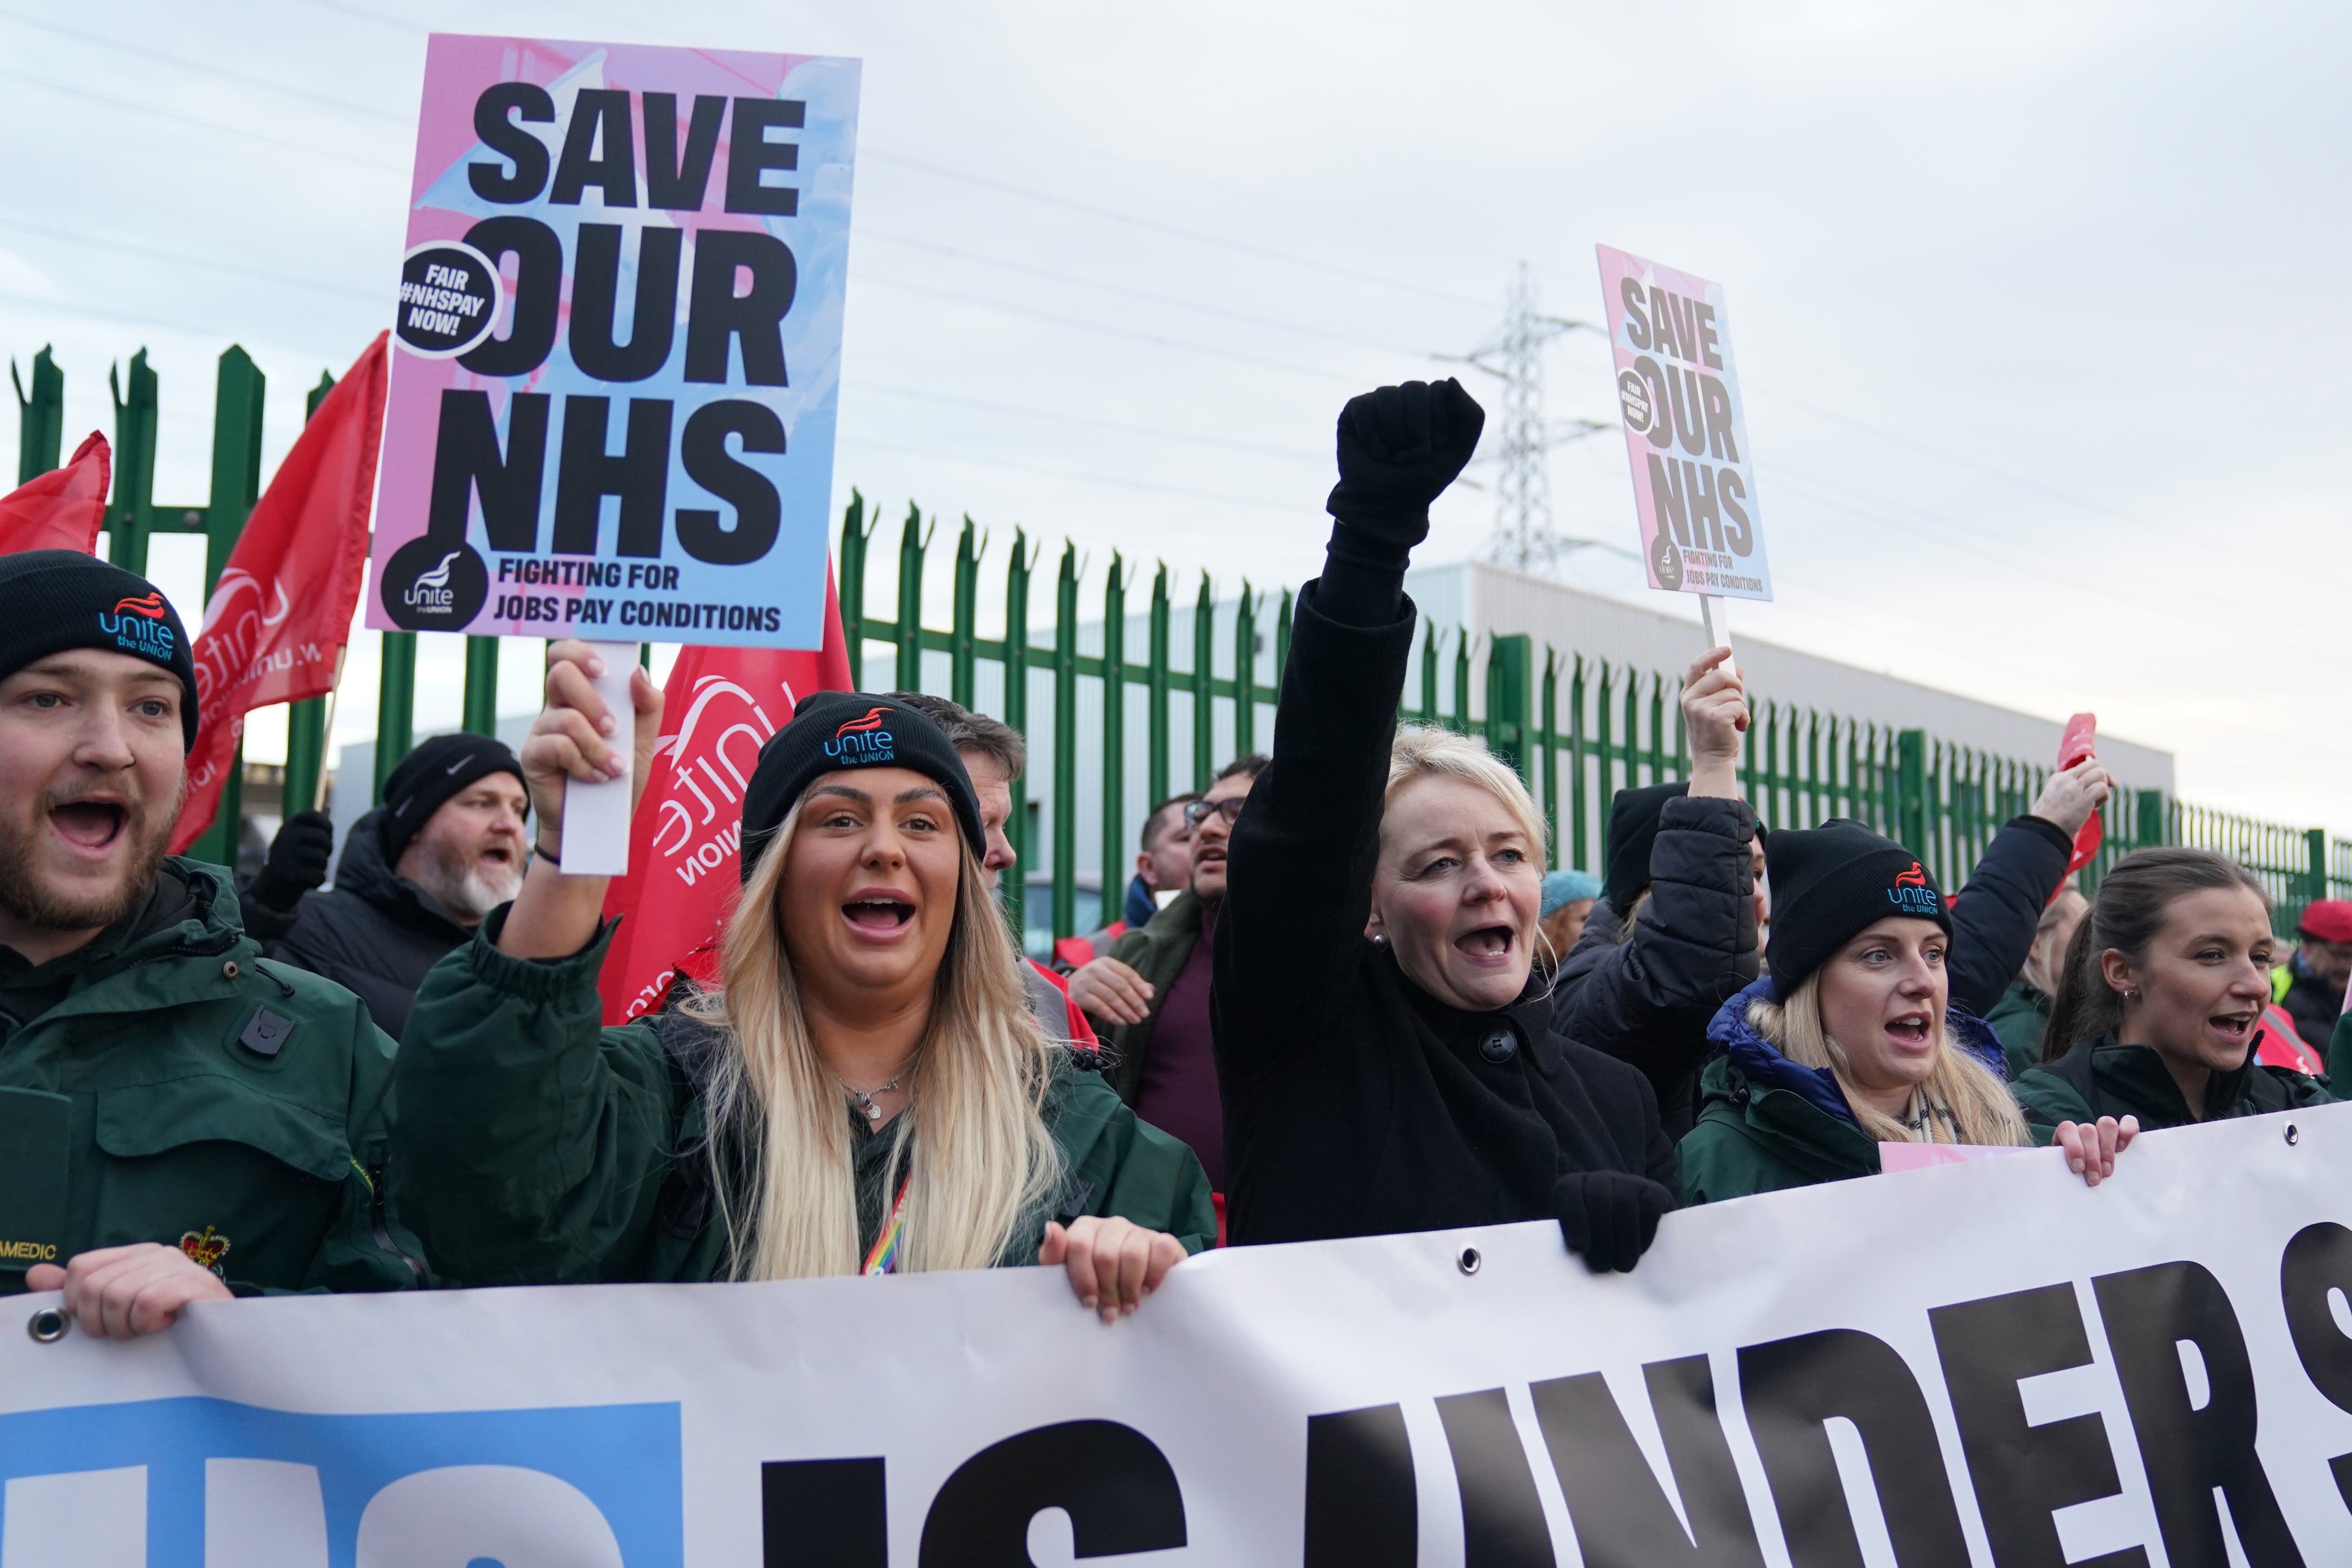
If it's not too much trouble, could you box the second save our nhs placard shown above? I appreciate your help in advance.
[1595,244,1771,602]
[370,35,860,650]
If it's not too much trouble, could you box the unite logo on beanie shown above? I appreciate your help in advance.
[823,706,896,765]
[1886,860,1940,916]
[96,593,177,664]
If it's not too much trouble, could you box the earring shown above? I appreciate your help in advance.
[2124,987,2140,1001]
[1371,934,1385,945]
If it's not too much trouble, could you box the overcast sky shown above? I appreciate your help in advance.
[2,0,2343,837]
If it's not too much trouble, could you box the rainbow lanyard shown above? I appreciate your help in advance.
[861,1175,914,1276]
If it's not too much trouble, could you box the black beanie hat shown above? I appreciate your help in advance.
[1764,818,1953,992]
[378,732,525,867]
[1602,780,1688,914]
[0,550,201,749]
[738,692,987,884]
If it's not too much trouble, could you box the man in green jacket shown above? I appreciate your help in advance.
[0,551,423,1336]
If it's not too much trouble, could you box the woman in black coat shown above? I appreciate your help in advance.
[1212,379,1678,1272]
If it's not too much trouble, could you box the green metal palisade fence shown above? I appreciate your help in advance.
[16,343,2351,942]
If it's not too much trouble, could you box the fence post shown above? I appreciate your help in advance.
[462,638,499,733]
[374,635,416,803]
[186,347,266,868]
[1146,564,1170,808]
[106,351,158,575]
[836,491,869,679]
[1190,575,1214,789]
[1569,654,1589,871]
[1232,584,1256,757]
[894,503,927,692]
[2135,790,2166,849]
[1100,554,1125,926]
[1052,545,1079,943]
[12,347,62,483]
[950,518,979,708]
[2305,828,2329,908]
[1002,531,1032,932]
[1485,633,1531,782]
[1538,647,1560,859]
[1897,729,1928,858]
[282,370,338,818]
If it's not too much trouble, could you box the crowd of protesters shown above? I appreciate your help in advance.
[3,378,2344,1343]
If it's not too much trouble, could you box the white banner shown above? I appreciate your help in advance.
[7,1107,2352,1566]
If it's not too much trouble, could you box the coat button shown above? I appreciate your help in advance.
[1478,1027,1517,1064]
[222,961,240,980]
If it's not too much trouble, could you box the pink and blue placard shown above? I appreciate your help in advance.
[369,35,861,649]
[1595,245,1772,603]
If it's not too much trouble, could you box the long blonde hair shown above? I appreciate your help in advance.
[1747,974,2030,1148]
[684,798,1063,1280]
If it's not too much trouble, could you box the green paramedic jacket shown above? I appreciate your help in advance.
[2011,1036,2336,1131]
[391,910,1219,1286]
[0,858,425,1296]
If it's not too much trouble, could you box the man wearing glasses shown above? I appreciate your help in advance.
[1068,755,1265,1194]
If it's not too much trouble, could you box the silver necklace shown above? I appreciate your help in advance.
[838,1063,914,1121]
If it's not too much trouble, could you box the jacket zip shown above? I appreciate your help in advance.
[367,1163,427,1286]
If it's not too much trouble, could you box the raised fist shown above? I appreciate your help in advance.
[1325,378,1487,543]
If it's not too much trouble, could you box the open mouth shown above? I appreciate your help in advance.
[2209,1011,2257,1044]
[844,898,915,930]
[480,844,514,868]
[1455,925,1515,962]
[1886,1012,1932,1045]
[49,800,127,851]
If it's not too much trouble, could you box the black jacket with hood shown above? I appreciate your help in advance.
[1545,792,1759,1139]
[266,809,474,1039]
[1211,580,1677,1248]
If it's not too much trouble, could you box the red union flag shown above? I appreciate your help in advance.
[596,573,855,1024]
[171,333,388,855]
[0,431,109,555]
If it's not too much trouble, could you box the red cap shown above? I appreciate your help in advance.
[2298,899,2352,945]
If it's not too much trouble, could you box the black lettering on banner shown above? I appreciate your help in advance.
[457,216,562,377]
[2280,1221,2352,1507]
[916,1419,1185,1566]
[1434,1387,1555,1566]
[1928,1283,2146,1568]
[553,396,673,557]
[676,400,785,564]
[429,390,549,552]
[686,230,798,385]
[550,88,639,208]
[1720,471,1753,556]
[1694,302,1724,369]
[1619,278,1651,350]
[570,223,683,382]
[469,82,555,204]
[761,1457,885,1567]
[1303,1404,1415,1568]
[1648,453,1692,546]
[1683,461,1723,552]
[644,92,728,210]
[1647,286,1683,362]
[1635,358,1675,451]
[1698,375,1740,463]
[1738,1328,1971,1567]
[1530,1355,1763,1568]
[2093,1262,2306,1567]
[727,97,806,216]
[1668,365,1707,457]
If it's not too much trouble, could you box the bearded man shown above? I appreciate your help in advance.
[0,551,423,1337]
[267,733,529,1038]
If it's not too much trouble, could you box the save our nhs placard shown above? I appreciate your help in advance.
[1595,244,1772,602]
[368,36,859,650]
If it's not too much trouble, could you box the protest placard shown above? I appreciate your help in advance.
[9,1107,2352,1563]
[368,36,861,652]
[1596,245,1772,612]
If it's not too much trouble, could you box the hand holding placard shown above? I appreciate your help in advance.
[520,640,663,878]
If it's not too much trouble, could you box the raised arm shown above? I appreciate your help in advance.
[1212,380,1483,1084]
[1946,759,2110,1017]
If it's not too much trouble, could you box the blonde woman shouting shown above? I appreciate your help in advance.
[393,656,1211,1319]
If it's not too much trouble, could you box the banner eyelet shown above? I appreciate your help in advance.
[2285,1124,2300,1146]
[27,1307,68,1344]
[1457,1247,1482,1276]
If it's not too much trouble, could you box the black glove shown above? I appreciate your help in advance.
[1324,378,1487,547]
[251,809,334,912]
[1553,1170,1675,1273]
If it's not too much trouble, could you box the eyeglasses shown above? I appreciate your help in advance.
[1182,796,1247,829]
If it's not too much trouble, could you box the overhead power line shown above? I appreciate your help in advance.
[848,381,1325,463]
[0,11,409,124]
[837,433,1310,516]
[0,216,382,304]
[0,67,396,175]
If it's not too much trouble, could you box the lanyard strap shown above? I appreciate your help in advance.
[862,1173,914,1276]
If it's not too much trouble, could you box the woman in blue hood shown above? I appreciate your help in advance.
[1678,820,2134,1203]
